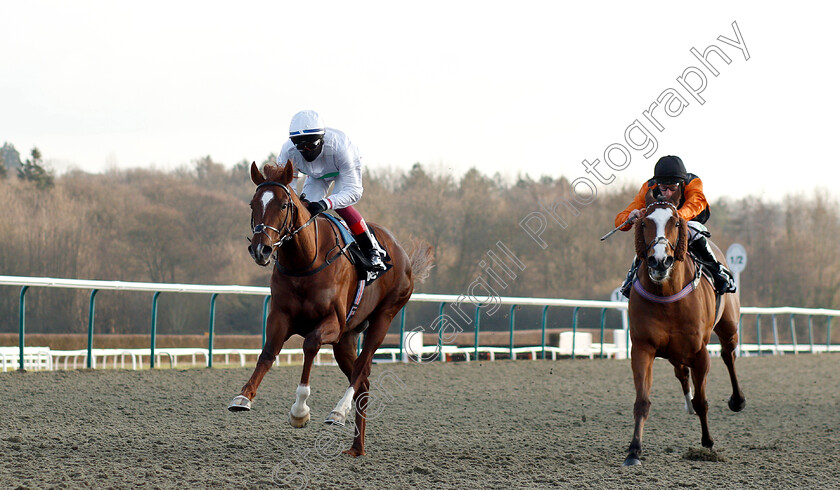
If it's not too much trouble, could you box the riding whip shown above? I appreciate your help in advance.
[600,217,634,241]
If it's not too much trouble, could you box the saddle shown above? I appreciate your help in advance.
[322,214,392,285]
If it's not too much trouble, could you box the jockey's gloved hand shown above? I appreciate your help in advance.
[306,200,327,216]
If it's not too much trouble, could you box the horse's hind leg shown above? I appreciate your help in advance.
[715,316,746,412]
[690,348,714,449]
[334,332,359,383]
[624,345,655,466]
[229,311,290,412]
[670,361,695,415]
[344,310,396,457]
[324,332,359,427]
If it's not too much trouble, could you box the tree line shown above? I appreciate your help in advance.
[0,154,838,338]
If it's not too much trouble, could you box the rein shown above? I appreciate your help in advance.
[252,181,319,249]
[274,224,353,277]
[251,181,351,277]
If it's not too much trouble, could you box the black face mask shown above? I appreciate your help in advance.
[291,135,323,162]
[300,147,322,162]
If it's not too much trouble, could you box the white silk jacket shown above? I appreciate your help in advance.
[276,128,363,210]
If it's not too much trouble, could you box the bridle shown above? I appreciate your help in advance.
[251,181,319,251]
[250,181,353,277]
[642,201,680,258]
[633,200,701,303]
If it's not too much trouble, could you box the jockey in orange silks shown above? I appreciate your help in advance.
[615,155,737,297]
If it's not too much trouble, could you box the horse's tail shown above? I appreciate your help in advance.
[406,237,434,283]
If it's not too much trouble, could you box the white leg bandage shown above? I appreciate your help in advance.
[290,384,311,418]
[332,386,355,417]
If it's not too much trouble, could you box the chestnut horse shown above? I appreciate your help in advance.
[623,200,745,466]
[229,161,433,457]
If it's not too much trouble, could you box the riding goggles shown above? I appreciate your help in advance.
[292,137,322,152]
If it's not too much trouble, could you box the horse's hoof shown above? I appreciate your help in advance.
[342,447,365,457]
[324,410,346,426]
[289,412,310,428]
[228,395,252,412]
[728,396,746,412]
[622,457,642,467]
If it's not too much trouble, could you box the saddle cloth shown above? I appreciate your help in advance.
[321,213,392,285]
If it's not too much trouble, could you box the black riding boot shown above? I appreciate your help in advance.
[620,257,641,298]
[354,228,387,271]
[689,236,737,294]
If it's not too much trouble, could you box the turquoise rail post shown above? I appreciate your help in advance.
[18,286,29,371]
[807,315,814,353]
[398,307,406,362]
[508,305,517,360]
[150,291,161,369]
[474,304,481,360]
[261,296,270,349]
[771,314,780,354]
[437,302,446,362]
[208,293,218,368]
[598,308,606,359]
[827,317,833,352]
[540,305,550,360]
[571,307,580,360]
[87,290,99,369]
[756,314,762,354]
[357,334,362,356]
[788,314,797,355]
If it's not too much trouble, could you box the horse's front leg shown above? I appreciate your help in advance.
[290,316,341,428]
[229,310,290,411]
[624,345,655,466]
[691,347,714,449]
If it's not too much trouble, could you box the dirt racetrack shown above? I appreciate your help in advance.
[2,353,840,489]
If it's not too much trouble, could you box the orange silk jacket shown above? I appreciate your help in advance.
[614,175,708,231]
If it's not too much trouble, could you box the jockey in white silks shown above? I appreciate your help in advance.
[276,110,387,271]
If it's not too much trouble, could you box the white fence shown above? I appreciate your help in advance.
[1,275,839,371]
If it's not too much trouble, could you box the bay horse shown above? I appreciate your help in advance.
[623,200,745,466]
[229,161,433,457]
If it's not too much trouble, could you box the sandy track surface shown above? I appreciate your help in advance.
[2,354,840,488]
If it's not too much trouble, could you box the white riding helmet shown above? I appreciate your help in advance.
[289,110,325,137]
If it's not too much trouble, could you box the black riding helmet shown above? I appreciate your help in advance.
[653,155,687,185]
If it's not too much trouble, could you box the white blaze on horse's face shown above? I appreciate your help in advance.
[259,190,273,215]
[648,208,672,262]
[646,207,676,282]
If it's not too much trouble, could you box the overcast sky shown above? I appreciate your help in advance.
[2,1,838,202]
